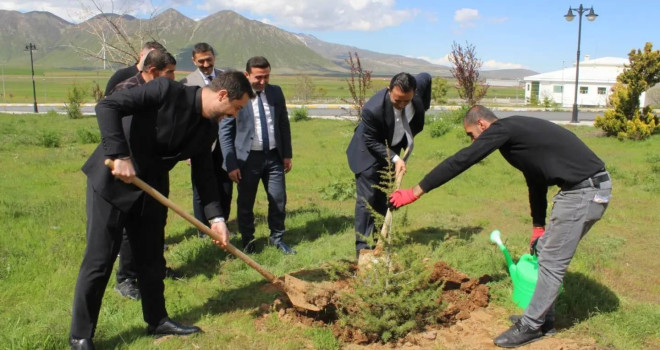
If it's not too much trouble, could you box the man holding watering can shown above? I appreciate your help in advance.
[389,105,612,348]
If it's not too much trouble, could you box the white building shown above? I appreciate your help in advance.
[523,56,645,107]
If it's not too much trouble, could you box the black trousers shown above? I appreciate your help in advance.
[354,163,389,254]
[70,177,169,339]
[115,230,138,283]
[192,151,233,229]
[237,149,286,244]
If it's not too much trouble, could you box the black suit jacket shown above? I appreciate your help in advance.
[219,84,292,172]
[83,77,223,219]
[346,73,432,174]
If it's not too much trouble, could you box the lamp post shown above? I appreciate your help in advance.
[25,43,38,113]
[564,4,597,123]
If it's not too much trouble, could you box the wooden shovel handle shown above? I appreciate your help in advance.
[104,159,278,283]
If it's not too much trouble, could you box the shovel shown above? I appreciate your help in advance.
[105,159,326,312]
[358,147,410,267]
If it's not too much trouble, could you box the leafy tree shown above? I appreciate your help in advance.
[341,52,372,122]
[294,74,316,103]
[431,76,449,105]
[64,85,86,119]
[448,41,489,106]
[595,42,660,140]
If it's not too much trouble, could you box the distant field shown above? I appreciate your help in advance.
[0,66,524,104]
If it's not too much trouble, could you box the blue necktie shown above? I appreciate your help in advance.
[257,92,270,151]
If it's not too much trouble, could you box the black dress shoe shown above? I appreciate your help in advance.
[271,240,296,255]
[508,315,556,335]
[494,320,543,348]
[243,241,256,254]
[147,318,202,337]
[69,337,95,350]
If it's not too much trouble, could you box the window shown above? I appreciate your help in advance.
[553,85,563,93]
[579,86,588,94]
[598,87,607,95]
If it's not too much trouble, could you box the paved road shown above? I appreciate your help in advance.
[0,103,600,123]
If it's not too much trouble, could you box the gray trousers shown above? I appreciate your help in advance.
[521,173,611,329]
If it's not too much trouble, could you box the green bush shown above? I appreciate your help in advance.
[39,131,61,148]
[76,128,100,144]
[64,85,86,119]
[291,106,310,122]
[594,84,659,140]
[336,246,442,343]
[429,118,454,138]
[45,110,59,118]
[319,178,355,201]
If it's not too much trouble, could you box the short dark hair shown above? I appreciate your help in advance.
[389,72,417,93]
[464,105,498,125]
[192,42,215,57]
[143,50,176,71]
[245,56,271,73]
[209,70,255,100]
[142,41,164,51]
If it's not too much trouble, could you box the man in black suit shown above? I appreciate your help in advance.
[219,56,295,254]
[180,43,233,238]
[69,72,254,350]
[346,72,432,257]
[107,49,177,301]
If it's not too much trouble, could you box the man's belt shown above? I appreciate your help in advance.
[562,171,610,191]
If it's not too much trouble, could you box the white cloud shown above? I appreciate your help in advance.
[454,8,479,27]
[482,60,526,70]
[1,0,175,23]
[197,0,418,31]
[418,55,526,70]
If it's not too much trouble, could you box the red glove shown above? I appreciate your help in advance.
[389,189,419,209]
[530,227,545,255]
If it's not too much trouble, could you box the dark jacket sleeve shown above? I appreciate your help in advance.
[219,116,238,172]
[415,72,432,111]
[361,106,392,162]
[274,86,292,159]
[525,176,548,227]
[418,121,509,192]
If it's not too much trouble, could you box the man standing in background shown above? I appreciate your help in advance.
[104,41,165,96]
[181,43,233,237]
[219,56,295,255]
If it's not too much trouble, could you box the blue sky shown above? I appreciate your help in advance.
[2,0,658,72]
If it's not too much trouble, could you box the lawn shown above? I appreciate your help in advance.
[0,113,658,349]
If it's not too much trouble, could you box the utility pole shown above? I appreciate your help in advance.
[25,43,38,113]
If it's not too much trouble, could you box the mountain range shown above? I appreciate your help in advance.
[0,9,537,78]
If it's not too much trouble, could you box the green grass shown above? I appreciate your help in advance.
[0,66,522,104]
[0,113,658,349]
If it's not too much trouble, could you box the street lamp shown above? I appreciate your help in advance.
[25,43,38,113]
[564,4,597,123]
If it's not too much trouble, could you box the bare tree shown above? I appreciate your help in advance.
[341,52,372,122]
[70,0,161,68]
[448,41,489,106]
[295,74,316,103]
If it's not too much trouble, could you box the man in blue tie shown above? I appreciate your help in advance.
[219,56,295,254]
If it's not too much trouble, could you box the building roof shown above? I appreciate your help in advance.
[524,56,629,84]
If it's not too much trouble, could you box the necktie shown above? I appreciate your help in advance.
[206,76,212,85]
[400,107,413,161]
[257,92,270,151]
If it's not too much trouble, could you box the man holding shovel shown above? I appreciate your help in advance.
[346,72,431,258]
[69,71,253,350]
[389,105,612,348]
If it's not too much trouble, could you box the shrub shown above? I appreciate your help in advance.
[291,106,310,122]
[319,178,355,201]
[39,131,61,148]
[45,110,59,118]
[90,81,104,102]
[76,128,100,144]
[64,85,86,119]
[594,84,659,140]
[429,118,454,138]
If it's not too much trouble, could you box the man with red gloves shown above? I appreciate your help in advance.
[390,105,612,348]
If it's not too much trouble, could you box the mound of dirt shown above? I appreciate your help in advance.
[262,260,493,345]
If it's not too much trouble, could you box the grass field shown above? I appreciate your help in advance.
[0,113,658,349]
[0,66,523,104]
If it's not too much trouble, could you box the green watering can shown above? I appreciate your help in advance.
[490,230,538,309]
